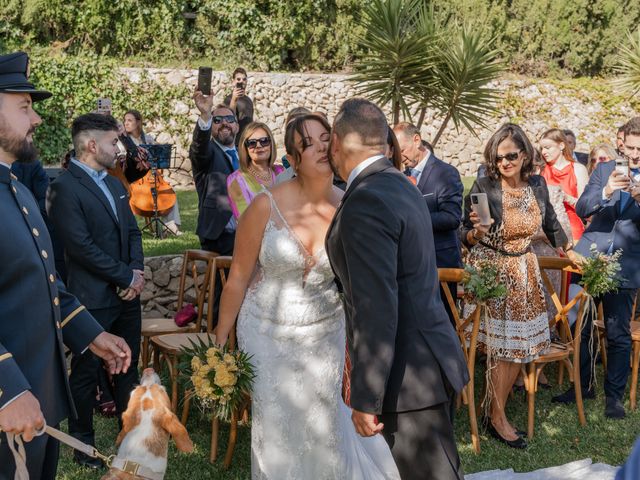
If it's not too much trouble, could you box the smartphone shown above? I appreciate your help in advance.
[96,97,112,115]
[470,193,491,225]
[198,67,213,96]
[615,157,629,177]
[236,81,245,90]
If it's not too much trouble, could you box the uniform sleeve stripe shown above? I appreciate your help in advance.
[61,305,86,328]
[0,352,13,362]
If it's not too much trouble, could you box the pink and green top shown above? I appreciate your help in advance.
[227,165,285,219]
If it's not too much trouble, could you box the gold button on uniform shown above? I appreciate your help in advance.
[56,321,61,329]
[12,186,17,194]
[53,297,59,306]
[41,250,48,259]
[32,227,39,237]
[49,274,55,283]
[22,206,28,215]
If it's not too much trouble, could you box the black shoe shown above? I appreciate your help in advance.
[73,450,104,470]
[515,429,527,438]
[551,387,595,404]
[486,421,528,449]
[604,397,625,419]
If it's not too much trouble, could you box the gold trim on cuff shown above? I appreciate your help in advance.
[61,305,86,328]
[0,353,13,362]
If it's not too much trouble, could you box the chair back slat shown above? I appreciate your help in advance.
[181,249,218,332]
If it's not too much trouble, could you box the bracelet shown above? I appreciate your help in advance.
[565,244,574,252]
[471,229,483,241]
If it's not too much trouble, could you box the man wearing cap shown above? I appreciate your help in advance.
[0,51,133,479]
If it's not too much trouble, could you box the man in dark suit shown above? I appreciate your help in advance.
[326,99,468,479]
[190,90,240,255]
[554,117,640,419]
[394,122,463,326]
[47,113,144,468]
[563,129,589,166]
[0,51,131,480]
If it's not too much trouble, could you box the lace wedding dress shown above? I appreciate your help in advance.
[237,191,400,480]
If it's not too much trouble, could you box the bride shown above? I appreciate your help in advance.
[215,113,400,479]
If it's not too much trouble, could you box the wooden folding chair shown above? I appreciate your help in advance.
[522,256,587,439]
[596,291,640,410]
[140,249,218,367]
[150,254,221,412]
[438,268,483,454]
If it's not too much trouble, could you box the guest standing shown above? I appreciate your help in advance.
[224,67,254,145]
[587,142,617,175]
[47,113,144,469]
[462,123,574,448]
[539,128,589,242]
[226,122,283,219]
[554,117,640,419]
[190,91,240,255]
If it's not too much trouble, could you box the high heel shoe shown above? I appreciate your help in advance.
[485,420,528,449]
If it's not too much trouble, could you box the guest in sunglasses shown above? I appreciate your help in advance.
[587,142,617,175]
[539,129,589,242]
[227,122,284,219]
[461,123,576,449]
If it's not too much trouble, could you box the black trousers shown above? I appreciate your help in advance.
[200,230,235,256]
[379,388,463,480]
[0,425,60,480]
[580,289,635,400]
[68,299,141,445]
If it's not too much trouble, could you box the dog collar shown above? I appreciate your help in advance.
[111,457,165,480]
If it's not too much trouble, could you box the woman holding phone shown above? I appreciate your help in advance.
[461,123,577,449]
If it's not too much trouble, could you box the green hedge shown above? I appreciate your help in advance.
[28,53,192,164]
[2,0,638,75]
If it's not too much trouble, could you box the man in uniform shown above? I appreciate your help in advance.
[0,51,132,480]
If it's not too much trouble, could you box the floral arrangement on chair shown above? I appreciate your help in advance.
[179,338,255,421]
[462,261,507,303]
[578,244,623,298]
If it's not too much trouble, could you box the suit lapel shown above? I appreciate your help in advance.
[213,141,234,172]
[70,163,119,226]
[417,156,436,192]
[105,176,128,250]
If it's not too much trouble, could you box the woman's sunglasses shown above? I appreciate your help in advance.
[245,137,271,149]
[591,156,610,163]
[496,151,521,162]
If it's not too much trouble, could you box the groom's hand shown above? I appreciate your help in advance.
[352,409,384,437]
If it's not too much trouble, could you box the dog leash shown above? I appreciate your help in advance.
[4,422,113,480]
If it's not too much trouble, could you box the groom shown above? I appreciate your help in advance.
[326,98,469,479]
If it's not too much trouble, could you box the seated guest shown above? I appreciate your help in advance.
[587,142,617,175]
[394,122,463,327]
[227,122,283,219]
[462,123,575,448]
[123,109,183,236]
[563,128,589,166]
[224,67,254,145]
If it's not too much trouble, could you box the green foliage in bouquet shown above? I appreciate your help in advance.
[579,244,623,298]
[178,337,255,422]
[462,261,507,303]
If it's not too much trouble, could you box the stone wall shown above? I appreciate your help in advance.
[141,254,208,319]
[122,67,639,186]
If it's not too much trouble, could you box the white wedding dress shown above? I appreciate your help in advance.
[237,191,400,480]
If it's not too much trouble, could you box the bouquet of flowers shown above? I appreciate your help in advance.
[179,337,255,421]
[578,244,623,298]
[462,261,507,303]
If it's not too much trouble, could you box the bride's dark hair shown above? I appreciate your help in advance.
[284,113,332,171]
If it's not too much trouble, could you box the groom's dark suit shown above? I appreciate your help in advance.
[326,157,468,479]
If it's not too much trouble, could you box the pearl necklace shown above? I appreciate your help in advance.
[249,164,273,184]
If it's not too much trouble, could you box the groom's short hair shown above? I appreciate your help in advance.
[333,98,388,148]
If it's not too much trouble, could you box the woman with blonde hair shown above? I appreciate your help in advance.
[539,128,589,242]
[587,142,618,174]
[226,121,284,219]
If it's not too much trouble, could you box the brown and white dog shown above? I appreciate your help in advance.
[101,368,194,480]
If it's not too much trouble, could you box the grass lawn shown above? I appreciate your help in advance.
[55,363,639,479]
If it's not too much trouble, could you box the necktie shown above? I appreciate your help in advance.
[227,149,239,170]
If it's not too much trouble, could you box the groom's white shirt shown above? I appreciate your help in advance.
[346,154,385,191]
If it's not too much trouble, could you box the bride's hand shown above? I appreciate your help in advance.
[351,409,384,437]
[213,328,227,348]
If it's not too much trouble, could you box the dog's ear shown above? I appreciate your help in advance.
[160,409,194,453]
[116,391,142,446]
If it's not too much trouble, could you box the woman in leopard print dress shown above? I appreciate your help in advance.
[461,124,577,449]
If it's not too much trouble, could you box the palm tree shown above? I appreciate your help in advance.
[350,0,503,147]
[614,29,640,98]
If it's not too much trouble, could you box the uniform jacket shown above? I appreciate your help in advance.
[325,157,469,414]
[0,165,102,425]
[46,161,143,309]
